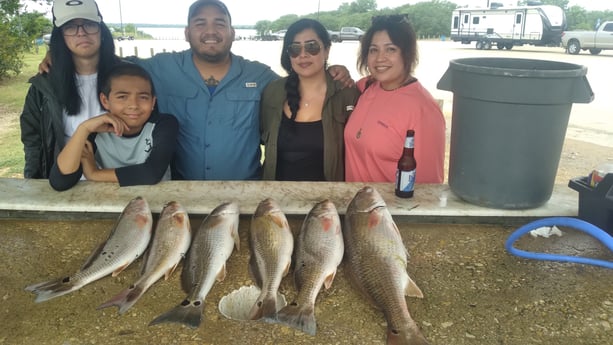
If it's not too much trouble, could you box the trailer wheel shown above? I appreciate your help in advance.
[475,41,483,50]
[505,43,514,50]
[496,44,504,50]
[589,48,602,55]
[566,40,581,55]
[483,41,492,50]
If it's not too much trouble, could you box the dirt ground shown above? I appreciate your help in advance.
[2,215,613,345]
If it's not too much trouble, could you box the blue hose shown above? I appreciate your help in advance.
[505,217,613,269]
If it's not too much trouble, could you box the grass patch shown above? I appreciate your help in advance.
[0,49,46,178]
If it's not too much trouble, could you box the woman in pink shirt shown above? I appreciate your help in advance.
[344,15,445,183]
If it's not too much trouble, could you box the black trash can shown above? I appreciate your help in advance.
[437,57,594,209]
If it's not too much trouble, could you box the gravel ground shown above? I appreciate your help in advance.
[2,215,612,345]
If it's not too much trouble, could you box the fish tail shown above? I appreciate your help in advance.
[25,277,78,303]
[149,299,204,329]
[97,285,145,314]
[249,293,278,323]
[277,302,316,336]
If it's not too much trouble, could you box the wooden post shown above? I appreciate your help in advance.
[134,46,138,57]
[150,48,154,57]
[119,47,123,57]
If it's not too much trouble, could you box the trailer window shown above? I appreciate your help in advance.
[516,14,523,24]
[463,14,469,24]
[453,17,459,29]
[473,17,480,25]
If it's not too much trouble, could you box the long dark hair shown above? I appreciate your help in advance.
[358,15,418,79]
[49,22,118,115]
[281,18,331,121]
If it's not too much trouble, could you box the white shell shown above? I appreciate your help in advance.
[218,285,287,321]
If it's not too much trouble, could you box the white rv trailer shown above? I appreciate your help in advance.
[449,4,566,50]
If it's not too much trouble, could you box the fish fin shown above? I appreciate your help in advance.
[97,284,145,314]
[323,270,337,290]
[215,264,227,282]
[277,301,316,336]
[269,213,289,230]
[149,298,204,329]
[80,242,105,271]
[111,262,130,277]
[282,260,291,278]
[232,225,240,252]
[164,261,181,280]
[25,276,78,303]
[135,212,150,228]
[406,277,424,299]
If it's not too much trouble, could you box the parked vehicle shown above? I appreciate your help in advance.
[449,3,566,50]
[271,30,286,40]
[117,35,134,41]
[328,30,340,42]
[339,27,364,42]
[561,21,613,55]
[43,33,51,45]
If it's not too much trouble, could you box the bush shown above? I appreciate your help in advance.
[0,21,27,80]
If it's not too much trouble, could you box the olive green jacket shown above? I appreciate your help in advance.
[259,74,359,181]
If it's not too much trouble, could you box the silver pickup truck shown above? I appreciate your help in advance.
[561,21,613,55]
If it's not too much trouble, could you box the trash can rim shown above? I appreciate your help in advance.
[447,57,587,78]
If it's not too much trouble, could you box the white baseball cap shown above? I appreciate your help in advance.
[52,0,102,27]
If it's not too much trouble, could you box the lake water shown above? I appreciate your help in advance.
[137,27,257,40]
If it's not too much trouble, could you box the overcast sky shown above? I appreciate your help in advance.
[33,0,611,26]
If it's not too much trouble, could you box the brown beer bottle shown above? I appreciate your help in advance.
[395,130,417,198]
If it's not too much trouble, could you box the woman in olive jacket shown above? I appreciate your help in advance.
[260,18,359,181]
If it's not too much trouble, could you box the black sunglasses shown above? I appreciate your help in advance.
[287,41,321,58]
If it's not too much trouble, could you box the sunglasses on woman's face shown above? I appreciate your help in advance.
[287,41,321,58]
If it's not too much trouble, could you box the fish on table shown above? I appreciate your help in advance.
[25,196,153,303]
[98,201,192,315]
[248,198,294,322]
[149,201,240,328]
[277,199,344,335]
[343,186,429,345]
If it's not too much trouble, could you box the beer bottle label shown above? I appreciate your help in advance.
[404,136,414,149]
[397,169,416,192]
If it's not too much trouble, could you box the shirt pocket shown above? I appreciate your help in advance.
[225,88,261,130]
[163,86,199,126]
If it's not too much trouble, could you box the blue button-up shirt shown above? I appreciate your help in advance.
[134,51,278,180]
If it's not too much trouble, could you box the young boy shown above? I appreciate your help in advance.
[49,63,179,191]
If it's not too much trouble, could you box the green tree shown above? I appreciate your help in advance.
[0,0,51,80]
[255,20,273,37]
[270,14,299,32]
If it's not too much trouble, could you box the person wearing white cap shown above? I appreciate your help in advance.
[20,0,120,179]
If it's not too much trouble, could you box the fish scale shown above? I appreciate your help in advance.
[277,199,344,336]
[248,198,294,322]
[97,201,192,315]
[149,201,240,328]
[344,186,429,345]
[25,196,153,303]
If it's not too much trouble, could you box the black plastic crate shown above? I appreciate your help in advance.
[568,173,613,234]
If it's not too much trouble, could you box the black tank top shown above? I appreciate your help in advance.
[276,114,325,181]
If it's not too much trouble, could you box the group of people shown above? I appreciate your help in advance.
[21,0,445,191]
